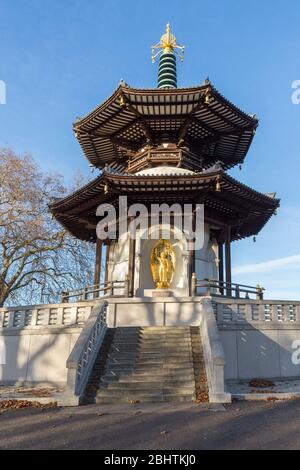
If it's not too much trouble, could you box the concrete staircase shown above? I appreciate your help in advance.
[84,326,208,404]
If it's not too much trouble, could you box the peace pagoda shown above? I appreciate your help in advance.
[50,24,279,301]
[5,26,300,408]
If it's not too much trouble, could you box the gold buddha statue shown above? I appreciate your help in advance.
[150,239,176,289]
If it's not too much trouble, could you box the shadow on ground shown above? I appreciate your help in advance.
[1,400,300,450]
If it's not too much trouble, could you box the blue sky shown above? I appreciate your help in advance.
[0,0,299,299]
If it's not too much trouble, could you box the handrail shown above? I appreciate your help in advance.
[199,298,231,403]
[191,275,264,300]
[65,300,108,400]
[61,278,130,302]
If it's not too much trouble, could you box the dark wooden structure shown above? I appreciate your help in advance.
[73,81,258,173]
[50,80,279,297]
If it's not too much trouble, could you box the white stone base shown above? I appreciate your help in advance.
[135,288,188,298]
[151,289,174,298]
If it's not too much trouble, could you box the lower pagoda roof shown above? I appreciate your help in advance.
[49,169,279,243]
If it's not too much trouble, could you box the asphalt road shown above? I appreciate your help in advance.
[0,400,300,450]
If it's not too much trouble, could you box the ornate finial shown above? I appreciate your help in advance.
[151,24,185,89]
[151,23,185,63]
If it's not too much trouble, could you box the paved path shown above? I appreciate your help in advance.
[0,400,300,450]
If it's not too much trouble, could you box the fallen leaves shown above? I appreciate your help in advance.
[15,387,59,398]
[249,379,275,389]
[195,391,209,403]
[0,386,62,398]
[0,400,57,410]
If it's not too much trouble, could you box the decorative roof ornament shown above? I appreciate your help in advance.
[151,23,185,89]
[151,23,185,62]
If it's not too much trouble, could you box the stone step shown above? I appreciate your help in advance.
[138,341,192,346]
[116,329,190,333]
[100,382,195,391]
[94,394,195,404]
[97,388,195,397]
[97,389,164,398]
[163,394,196,402]
[140,338,191,342]
[111,344,192,351]
[103,368,195,378]
[105,363,194,371]
[140,333,191,337]
[139,325,190,332]
[102,373,194,382]
[83,325,206,404]
[113,334,140,340]
[100,375,195,385]
[111,342,191,349]
[114,337,191,342]
[105,361,193,369]
[114,333,191,339]
[107,354,193,361]
[94,395,164,404]
[108,351,192,359]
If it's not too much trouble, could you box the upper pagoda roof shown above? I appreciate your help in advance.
[73,82,258,172]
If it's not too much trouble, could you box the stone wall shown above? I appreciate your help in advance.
[0,302,94,386]
[107,297,204,327]
[215,299,300,380]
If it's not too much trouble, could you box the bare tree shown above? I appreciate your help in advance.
[0,149,95,307]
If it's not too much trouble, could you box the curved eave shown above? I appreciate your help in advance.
[73,83,258,170]
[49,174,104,211]
[74,84,257,129]
[50,170,279,242]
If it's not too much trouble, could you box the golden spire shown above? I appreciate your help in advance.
[151,23,185,63]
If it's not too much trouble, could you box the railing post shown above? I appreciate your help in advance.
[235,284,240,298]
[191,272,197,296]
[61,292,68,303]
[81,287,88,301]
[124,275,130,297]
[207,281,211,296]
[256,284,263,300]
[295,305,300,323]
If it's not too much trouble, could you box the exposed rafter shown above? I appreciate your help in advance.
[73,84,258,171]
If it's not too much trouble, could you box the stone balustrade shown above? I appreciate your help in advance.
[214,298,300,381]
[213,299,300,326]
[0,302,95,330]
[64,300,108,405]
[199,298,231,403]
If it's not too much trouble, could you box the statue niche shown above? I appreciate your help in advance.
[150,239,176,289]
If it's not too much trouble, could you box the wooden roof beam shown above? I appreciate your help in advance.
[74,104,125,133]
[188,127,250,154]
[176,93,212,146]
[110,136,140,153]
[201,100,248,131]
[119,91,155,145]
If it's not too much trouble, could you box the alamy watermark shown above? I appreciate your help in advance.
[291,80,300,104]
[0,80,6,104]
[96,196,205,250]
[0,339,6,365]
[291,340,300,365]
